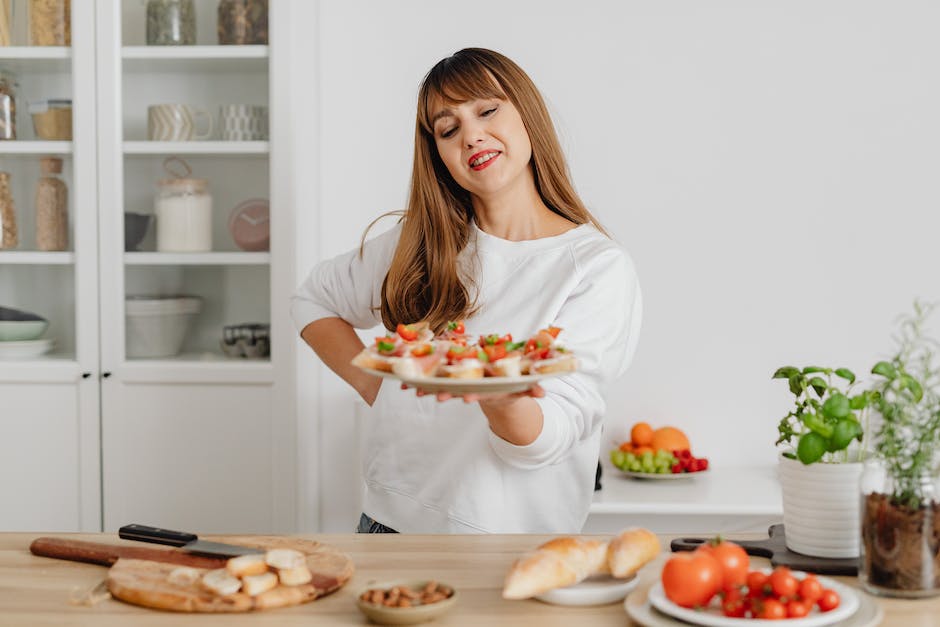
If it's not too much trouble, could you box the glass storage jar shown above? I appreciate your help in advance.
[35,157,68,251]
[155,157,212,252]
[147,0,196,46]
[860,458,940,598]
[0,69,16,140]
[29,0,70,46]
[29,99,72,140]
[217,0,267,45]
[0,171,17,249]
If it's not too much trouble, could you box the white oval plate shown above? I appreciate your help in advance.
[618,469,709,480]
[626,582,882,627]
[536,574,638,606]
[0,338,54,359]
[360,367,566,395]
[646,572,859,627]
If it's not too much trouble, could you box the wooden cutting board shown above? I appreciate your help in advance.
[30,535,355,613]
[670,524,858,575]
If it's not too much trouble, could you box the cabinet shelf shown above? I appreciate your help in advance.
[0,47,71,73]
[0,251,75,264]
[123,45,268,73]
[120,355,273,384]
[124,252,270,265]
[0,142,72,154]
[123,141,269,155]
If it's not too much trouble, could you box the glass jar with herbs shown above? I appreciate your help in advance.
[0,69,16,140]
[35,157,68,251]
[217,0,268,45]
[147,0,196,46]
[29,0,70,46]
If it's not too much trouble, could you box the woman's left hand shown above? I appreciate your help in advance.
[400,382,545,405]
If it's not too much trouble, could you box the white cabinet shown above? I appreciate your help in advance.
[0,1,296,533]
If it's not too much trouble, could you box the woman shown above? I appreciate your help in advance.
[291,48,641,533]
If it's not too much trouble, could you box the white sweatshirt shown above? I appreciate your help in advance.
[291,220,642,533]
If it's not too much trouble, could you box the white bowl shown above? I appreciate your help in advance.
[0,320,49,341]
[125,296,202,358]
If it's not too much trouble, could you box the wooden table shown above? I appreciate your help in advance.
[1,532,936,626]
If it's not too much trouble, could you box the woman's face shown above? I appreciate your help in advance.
[430,97,533,202]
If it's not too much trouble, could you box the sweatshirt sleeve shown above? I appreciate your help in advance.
[487,244,642,469]
[290,223,402,333]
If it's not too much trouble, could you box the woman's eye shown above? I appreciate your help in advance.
[481,107,497,117]
[440,127,457,139]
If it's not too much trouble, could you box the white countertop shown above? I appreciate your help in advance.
[590,462,783,516]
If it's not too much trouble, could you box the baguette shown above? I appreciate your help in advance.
[501,537,608,600]
[351,348,396,373]
[502,528,660,600]
[607,527,661,578]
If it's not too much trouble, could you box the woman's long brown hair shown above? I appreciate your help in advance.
[371,48,607,333]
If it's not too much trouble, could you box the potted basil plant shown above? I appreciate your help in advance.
[772,365,872,558]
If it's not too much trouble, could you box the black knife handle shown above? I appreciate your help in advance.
[119,524,197,547]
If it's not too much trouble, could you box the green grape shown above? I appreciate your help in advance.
[611,450,626,468]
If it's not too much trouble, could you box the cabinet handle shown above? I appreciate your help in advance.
[102,372,112,379]
[81,372,91,379]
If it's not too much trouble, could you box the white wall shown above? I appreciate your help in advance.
[293,0,940,531]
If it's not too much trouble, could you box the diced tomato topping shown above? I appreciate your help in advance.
[447,320,465,334]
[482,344,507,362]
[545,326,562,338]
[410,344,432,357]
[396,323,418,342]
[446,346,483,362]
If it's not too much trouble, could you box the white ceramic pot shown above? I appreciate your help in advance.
[778,453,863,558]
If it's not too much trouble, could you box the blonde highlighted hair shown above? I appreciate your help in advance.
[370,48,607,333]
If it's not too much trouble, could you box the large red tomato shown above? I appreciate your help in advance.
[695,539,750,588]
[661,552,723,608]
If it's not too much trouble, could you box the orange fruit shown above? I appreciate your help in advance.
[651,426,690,453]
[631,422,654,447]
[633,446,654,456]
[618,441,635,453]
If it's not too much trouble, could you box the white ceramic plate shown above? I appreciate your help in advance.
[536,574,639,606]
[618,469,709,480]
[625,582,882,627]
[360,367,566,395]
[646,573,859,627]
[0,338,54,359]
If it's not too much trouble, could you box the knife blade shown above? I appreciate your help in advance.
[118,523,263,558]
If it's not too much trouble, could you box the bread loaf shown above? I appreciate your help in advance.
[607,527,661,578]
[502,537,608,600]
[502,527,660,600]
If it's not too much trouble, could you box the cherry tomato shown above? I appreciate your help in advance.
[798,574,824,603]
[786,599,811,618]
[447,320,465,334]
[661,552,723,608]
[757,598,786,619]
[721,597,746,618]
[695,539,749,588]
[817,588,840,612]
[769,566,799,598]
[396,323,418,341]
[745,571,770,598]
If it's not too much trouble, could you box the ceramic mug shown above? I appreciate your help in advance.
[148,104,213,141]
[220,104,268,141]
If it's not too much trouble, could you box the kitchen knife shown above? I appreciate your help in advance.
[118,523,263,557]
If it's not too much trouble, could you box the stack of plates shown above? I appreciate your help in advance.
[0,306,54,359]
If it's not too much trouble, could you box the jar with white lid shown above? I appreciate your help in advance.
[155,156,212,252]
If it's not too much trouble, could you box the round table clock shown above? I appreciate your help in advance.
[228,199,270,251]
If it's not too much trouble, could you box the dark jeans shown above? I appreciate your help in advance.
[357,512,399,534]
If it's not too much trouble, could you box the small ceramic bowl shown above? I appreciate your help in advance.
[124,212,153,251]
[355,580,457,625]
[0,320,49,341]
